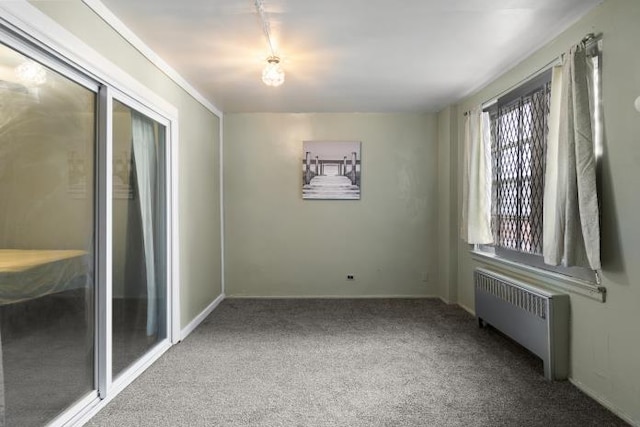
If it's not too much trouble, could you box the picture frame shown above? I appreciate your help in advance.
[302,140,361,200]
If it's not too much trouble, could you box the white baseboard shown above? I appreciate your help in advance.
[180,293,225,341]
[568,378,637,426]
[438,296,455,305]
[225,294,438,299]
[458,302,475,316]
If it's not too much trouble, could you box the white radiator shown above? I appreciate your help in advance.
[474,267,570,380]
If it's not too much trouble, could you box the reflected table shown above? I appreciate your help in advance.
[0,249,89,426]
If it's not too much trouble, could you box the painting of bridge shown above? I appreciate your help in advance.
[302,140,361,200]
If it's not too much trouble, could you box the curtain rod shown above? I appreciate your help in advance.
[467,32,603,113]
[581,32,601,49]
[478,56,561,111]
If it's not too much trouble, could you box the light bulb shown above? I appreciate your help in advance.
[634,96,640,113]
[15,60,47,86]
[262,56,285,87]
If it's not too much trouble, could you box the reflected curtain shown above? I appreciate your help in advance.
[461,107,494,244]
[543,44,601,270]
[131,112,158,336]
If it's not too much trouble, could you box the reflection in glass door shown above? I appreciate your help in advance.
[111,100,167,378]
[0,43,96,425]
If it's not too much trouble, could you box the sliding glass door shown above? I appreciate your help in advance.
[0,31,174,426]
[0,43,97,426]
[111,100,167,378]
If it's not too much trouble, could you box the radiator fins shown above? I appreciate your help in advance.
[474,270,548,319]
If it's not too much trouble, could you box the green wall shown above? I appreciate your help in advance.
[436,106,459,304]
[224,113,438,297]
[29,1,223,328]
[441,0,640,423]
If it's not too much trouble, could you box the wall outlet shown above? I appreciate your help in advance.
[421,272,429,282]
[347,275,354,280]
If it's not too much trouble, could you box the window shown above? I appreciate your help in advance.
[487,71,551,257]
[479,40,602,284]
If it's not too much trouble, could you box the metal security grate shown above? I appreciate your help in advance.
[474,270,548,319]
[490,79,551,255]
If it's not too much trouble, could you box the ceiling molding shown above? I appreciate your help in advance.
[82,0,223,117]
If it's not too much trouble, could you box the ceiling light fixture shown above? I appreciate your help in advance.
[15,60,47,86]
[254,0,284,87]
[262,56,284,87]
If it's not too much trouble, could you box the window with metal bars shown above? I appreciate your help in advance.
[478,38,602,284]
[486,70,552,256]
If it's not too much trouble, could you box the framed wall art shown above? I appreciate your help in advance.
[302,140,361,200]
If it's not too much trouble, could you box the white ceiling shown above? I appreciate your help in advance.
[98,0,601,113]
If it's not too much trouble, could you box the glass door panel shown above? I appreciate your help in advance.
[111,100,167,378]
[0,43,96,425]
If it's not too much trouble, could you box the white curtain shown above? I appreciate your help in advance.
[131,111,158,336]
[543,44,601,270]
[461,107,494,244]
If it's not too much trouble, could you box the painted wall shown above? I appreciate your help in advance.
[224,113,437,297]
[29,1,222,328]
[443,0,640,423]
[436,107,459,303]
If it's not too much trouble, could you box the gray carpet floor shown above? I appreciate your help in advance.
[87,299,628,427]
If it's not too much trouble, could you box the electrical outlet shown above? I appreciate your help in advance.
[421,272,429,282]
[347,275,354,280]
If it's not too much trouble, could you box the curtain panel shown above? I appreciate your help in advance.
[461,108,493,244]
[543,44,601,271]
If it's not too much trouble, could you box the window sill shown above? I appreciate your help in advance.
[470,249,606,303]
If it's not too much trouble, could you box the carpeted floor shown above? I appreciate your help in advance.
[87,299,628,426]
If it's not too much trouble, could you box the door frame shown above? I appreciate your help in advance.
[98,87,179,400]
